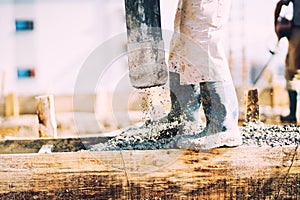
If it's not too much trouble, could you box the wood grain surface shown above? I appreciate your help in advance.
[0,145,299,199]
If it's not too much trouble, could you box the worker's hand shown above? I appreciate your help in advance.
[275,17,292,40]
[274,0,290,25]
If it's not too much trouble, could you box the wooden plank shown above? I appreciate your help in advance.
[245,88,259,122]
[0,146,299,199]
[0,115,39,139]
[36,95,58,138]
[0,137,110,154]
[5,93,19,117]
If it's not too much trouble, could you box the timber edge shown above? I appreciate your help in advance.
[0,145,299,199]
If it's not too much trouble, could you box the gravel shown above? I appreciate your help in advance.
[240,121,300,147]
[89,121,300,151]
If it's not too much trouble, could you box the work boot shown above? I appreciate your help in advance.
[177,81,242,150]
[145,72,201,139]
[280,90,297,123]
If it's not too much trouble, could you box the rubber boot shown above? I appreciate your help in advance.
[280,90,297,123]
[146,72,201,138]
[168,72,201,122]
[177,81,242,150]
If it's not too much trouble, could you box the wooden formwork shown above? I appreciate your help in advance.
[0,144,299,199]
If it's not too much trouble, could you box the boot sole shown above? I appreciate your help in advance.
[177,131,243,150]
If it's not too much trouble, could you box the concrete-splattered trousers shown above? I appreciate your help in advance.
[168,0,240,134]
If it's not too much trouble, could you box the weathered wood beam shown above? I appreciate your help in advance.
[0,146,299,199]
[0,115,39,139]
[35,95,58,138]
[245,88,260,122]
[5,93,19,117]
[0,137,110,154]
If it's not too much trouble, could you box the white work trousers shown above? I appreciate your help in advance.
[168,0,232,85]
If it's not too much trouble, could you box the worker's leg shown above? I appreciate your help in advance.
[177,81,242,150]
[280,89,297,123]
[281,27,300,123]
[168,72,201,122]
[145,72,201,138]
